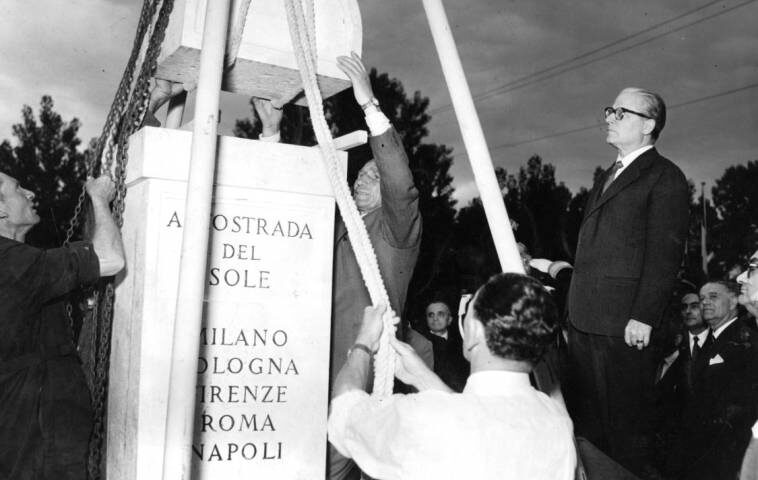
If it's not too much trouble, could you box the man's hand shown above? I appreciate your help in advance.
[391,336,451,392]
[391,336,432,385]
[252,97,283,137]
[624,319,652,350]
[149,79,185,114]
[85,176,116,205]
[336,52,374,107]
[354,304,388,352]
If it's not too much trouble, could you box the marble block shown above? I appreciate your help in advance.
[107,126,341,479]
[157,0,362,103]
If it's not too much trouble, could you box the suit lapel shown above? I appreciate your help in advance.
[582,148,659,222]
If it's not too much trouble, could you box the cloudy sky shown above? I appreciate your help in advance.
[1,0,756,204]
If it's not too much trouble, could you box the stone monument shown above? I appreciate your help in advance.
[107,127,347,479]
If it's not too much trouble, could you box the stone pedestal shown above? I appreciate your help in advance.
[107,127,341,479]
[157,0,362,103]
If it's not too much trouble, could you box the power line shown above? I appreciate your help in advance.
[452,81,758,158]
[430,0,757,116]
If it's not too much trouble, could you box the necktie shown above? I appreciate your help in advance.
[691,335,700,362]
[602,160,623,194]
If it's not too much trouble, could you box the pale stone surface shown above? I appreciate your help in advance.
[158,0,362,103]
[107,127,341,479]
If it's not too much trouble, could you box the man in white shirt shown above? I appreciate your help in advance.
[328,273,576,480]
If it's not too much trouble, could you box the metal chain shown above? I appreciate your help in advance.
[85,1,175,478]
[64,0,160,246]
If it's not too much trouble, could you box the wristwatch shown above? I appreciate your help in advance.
[360,97,380,113]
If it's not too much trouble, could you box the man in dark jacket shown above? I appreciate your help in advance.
[564,87,689,477]
[423,300,469,392]
[0,173,124,479]
[665,281,758,480]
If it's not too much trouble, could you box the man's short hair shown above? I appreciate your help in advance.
[472,273,559,364]
[626,87,666,141]
[426,299,451,315]
[703,280,740,298]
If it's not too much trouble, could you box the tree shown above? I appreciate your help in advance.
[709,161,758,275]
[0,96,88,248]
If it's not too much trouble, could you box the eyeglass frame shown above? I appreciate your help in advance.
[746,260,758,279]
[603,106,653,121]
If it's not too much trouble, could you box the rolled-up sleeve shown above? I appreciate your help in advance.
[8,241,101,303]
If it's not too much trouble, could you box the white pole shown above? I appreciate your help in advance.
[421,0,524,274]
[161,1,231,479]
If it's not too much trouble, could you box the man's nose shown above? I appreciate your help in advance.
[24,189,35,200]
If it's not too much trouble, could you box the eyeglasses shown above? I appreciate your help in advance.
[746,260,758,279]
[603,106,652,121]
[457,293,473,338]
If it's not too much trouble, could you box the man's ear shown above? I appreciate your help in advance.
[642,118,656,136]
[470,317,487,344]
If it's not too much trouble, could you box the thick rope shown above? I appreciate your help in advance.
[225,0,252,68]
[284,0,396,396]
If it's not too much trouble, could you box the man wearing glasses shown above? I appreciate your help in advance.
[564,88,689,477]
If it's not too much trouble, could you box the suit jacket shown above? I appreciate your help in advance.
[666,320,758,479]
[425,329,469,392]
[330,127,425,387]
[568,148,689,336]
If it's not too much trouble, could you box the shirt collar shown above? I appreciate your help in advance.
[688,330,708,350]
[712,316,739,339]
[463,370,532,396]
[617,145,653,168]
[430,330,448,340]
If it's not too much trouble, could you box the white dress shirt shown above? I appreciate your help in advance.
[711,316,739,339]
[613,145,654,180]
[328,370,576,480]
[689,329,709,354]
[429,330,448,340]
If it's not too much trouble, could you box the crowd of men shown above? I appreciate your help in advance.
[1,51,757,480]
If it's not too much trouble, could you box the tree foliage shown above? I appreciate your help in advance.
[0,96,88,248]
[709,161,758,275]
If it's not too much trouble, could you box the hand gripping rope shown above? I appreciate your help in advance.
[284,0,398,397]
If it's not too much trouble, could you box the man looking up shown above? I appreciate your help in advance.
[328,273,575,479]
[146,54,431,480]
[0,173,125,479]
[565,87,689,477]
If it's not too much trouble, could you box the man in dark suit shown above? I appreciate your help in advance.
[423,300,469,392]
[565,87,690,477]
[653,292,709,470]
[666,281,758,479]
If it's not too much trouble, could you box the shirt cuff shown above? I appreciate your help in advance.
[753,420,758,439]
[259,131,281,143]
[327,390,370,457]
[365,109,391,137]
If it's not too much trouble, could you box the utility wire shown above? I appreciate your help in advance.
[452,81,758,158]
[430,0,757,115]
